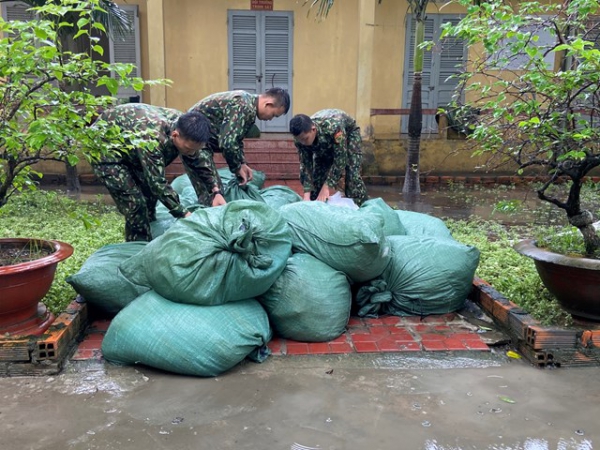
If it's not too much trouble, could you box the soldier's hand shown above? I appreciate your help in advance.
[236,164,253,186]
[303,192,311,201]
[184,211,192,218]
[317,186,330,203]
[212,193,227,207]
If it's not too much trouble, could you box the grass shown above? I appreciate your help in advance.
[0,184,598,327]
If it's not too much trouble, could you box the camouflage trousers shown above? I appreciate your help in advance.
[310,129,369,205]
[92,163,157,242]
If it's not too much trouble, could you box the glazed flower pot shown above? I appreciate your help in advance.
[0,238,74,337]
[514,239,600,322]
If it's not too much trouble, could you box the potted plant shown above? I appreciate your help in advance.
[0,239,73,336]
[0,1,166,334]
[443,0,600,321]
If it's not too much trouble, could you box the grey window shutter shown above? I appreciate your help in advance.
[229,11,258,93]
[436,17,467,108]
[264,14,291,90]
[109,5,141,102]
[1,1,35,21]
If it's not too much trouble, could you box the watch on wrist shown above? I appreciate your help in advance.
[212,190,222,197]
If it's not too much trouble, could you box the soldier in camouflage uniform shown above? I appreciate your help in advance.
[188,87,291,186]
[289,109,369,206]
[92,103,222,242]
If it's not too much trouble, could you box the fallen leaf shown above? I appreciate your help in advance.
[498,395,516,404]
[506,350,522,359]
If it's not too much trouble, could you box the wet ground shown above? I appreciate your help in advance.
[1,353,598,449]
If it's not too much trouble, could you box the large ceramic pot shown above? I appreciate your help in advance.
[0,238,74,337]
[514,239,600,322]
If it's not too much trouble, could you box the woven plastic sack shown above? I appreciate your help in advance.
[395,210,452,238]
[257,253,351,342]
[280,201,391,283]
[218,167,267,190]
[355,235,480,317]
[360,198,406,236]
[151,186,202,238]
[66,242,150,314]
[259,185,302,210]
[223,178,265,203]
[101,291,272,377]
[120,200,292,306]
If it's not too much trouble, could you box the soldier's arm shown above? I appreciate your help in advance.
[325,127,349,189]
[140,147,187,218]
[181,149,223,207]
[218,102,249,174]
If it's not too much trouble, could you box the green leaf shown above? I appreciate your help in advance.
[498,395,516,404]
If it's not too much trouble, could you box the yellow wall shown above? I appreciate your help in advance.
[160,0,362,115]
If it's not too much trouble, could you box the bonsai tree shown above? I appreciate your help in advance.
[0,0,166,208]
[443,0,600,257]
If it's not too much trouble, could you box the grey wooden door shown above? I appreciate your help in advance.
[228,10,293,132]
[402,15,467,134]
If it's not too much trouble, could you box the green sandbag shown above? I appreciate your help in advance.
[151,186,203,238]
[394,210,453,238]
[120,200,292,306]
[257,253,351,342]
[217,167,266,190]
[360,198,406,236]
[101,291,272,377]
[259,185,302,210]
[65,242,150,314]
[356,235,480,317]
[280,201,391,283]
[223,178,265,203]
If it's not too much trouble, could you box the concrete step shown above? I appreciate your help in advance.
[166,137,299,181]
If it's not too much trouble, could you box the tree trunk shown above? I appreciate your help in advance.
[402,16,424,199]
[402,72,422,198]
[65,162,81,196]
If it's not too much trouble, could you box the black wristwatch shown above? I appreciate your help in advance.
[212,190,223,197]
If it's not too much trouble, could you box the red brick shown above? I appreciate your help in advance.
[350,333,380,343]
[442,338,469,350]
[353,341,379,353]
[308,343,331,354]
[76,339,103,350]
[419,333,445,341]
[421,340,447,351]
[285,342,310,355]
[329,342,354,353]
[465,340,490,351]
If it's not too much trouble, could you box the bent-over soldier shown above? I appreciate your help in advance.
[92,103,222,242]
[289,109,369,205]
[188,88,291,186]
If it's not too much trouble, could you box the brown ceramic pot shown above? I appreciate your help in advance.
[0,238,73,337]
[514,239,600,322]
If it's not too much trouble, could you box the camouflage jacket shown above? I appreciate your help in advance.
[188,90,259,173]
[94,103,217,218]
[294,109,360,193]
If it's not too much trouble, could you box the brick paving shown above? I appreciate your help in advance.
[71,313,491,362]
